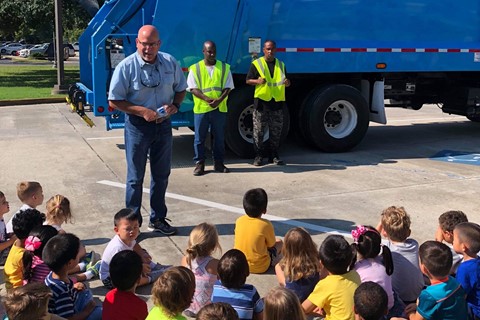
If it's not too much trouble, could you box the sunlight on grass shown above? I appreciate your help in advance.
[0,65,80,100]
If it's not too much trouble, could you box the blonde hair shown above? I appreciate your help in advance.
[185,222,221,267]
[381,206,411,242]
[264,286,306,320]
[278,227,320,281]
[46,195,72,225]
[151,266,195,318]
[16,181,42,202]
[4,282,51,320]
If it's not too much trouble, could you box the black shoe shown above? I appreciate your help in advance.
[214,162,230,173]
[253,156,263,166]
[193,161,205,176]
[147,219,177,235]
[269,157,285,165]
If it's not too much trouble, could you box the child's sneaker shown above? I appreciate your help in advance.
[86,260,101,278]
[85,251,101,270]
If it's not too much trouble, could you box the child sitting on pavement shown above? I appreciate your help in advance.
[302,234,361,320]
[6,181,45,234]
[181,222,222,317]
[99,208,169,289]
[196,302,239,320]
[376,206,424,305]
[4,208,44,290]
[3,282,67,320]
[0,191,17,265]
[435,210,469,275]
[45,194,100,281]
[453,222,480,319]
[234,188,283,274]
[405,241,468,320]
[212,249,264,320]
[147,266,196,320]
[43,233,102,319]
[102,250,148,320]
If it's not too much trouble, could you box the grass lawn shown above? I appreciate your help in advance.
[0,65,80,100]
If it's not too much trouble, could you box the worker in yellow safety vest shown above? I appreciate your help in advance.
[187,40,234,176]
[246,40,290,166]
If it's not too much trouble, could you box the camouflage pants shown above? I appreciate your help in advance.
[253,108,283,157]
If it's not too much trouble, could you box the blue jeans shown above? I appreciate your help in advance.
[75,289,102,320]
[125,115,172,226]
[193,109,226,163]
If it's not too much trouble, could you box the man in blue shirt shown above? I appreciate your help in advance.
[108,25,187,235]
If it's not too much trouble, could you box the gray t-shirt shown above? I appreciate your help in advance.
[382,238,425,303]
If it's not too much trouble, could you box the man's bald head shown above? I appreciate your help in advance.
[202,40,217,65]
[138,25,159,39]
[136,25,161,63]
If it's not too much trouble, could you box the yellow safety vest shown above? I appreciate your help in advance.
[190,60,230,114]
[252,57,286,102]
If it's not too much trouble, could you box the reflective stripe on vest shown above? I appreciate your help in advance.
[252,57,286,102]
[190,60,230,113]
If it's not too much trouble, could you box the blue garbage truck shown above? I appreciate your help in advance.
[68,0,480,157]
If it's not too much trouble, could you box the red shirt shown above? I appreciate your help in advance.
[102,288,148,320]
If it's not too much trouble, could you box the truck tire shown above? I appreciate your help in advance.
[301,85,369,152]
[225,87,290,158]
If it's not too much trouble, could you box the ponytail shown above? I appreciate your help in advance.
[381,245,394,276]
[22,250,35,282]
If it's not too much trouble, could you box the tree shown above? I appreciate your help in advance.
[0,0,103,42]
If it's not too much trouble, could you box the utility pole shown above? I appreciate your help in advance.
[52,0,68,94]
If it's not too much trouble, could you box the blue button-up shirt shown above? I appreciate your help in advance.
[108,51,187,111]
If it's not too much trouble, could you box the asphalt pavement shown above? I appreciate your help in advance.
[1,102,480,313]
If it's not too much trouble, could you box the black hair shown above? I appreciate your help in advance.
[350,226,394,275]
[218,249,249,289]
[114,208,140,226]
[242,188,268,218]
[110,250,143,291]
[42,233,80,274]
[319,235,354,275]
[419,241,452,278]
[22,225,58,282]
[12,209,44,240]
[354,281,388,320]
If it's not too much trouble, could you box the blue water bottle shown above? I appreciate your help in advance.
[157,106,167,118]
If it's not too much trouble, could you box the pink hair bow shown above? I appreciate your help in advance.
[351,225,367,243]
[25,236,42,252]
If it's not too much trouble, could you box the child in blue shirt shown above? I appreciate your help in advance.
[406,241,468,320]
[453,222,480,320]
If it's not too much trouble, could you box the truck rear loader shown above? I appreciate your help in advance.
[68,0,480,157]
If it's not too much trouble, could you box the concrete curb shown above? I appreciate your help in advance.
[0,97,67,107]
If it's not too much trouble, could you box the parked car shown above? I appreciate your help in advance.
[67,43,75,57]
[73,42,80,51]
[20,43,49,58]
[1,43,24,55]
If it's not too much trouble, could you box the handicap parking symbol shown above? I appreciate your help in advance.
[430,150,480,166]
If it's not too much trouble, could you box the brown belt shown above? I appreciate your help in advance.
[155,117,167,124]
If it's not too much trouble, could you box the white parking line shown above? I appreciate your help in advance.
[97,180,352,238]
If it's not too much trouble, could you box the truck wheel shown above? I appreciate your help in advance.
[302,85,369,152]
[225,87,290,158]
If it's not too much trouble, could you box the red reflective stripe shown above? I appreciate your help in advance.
[275,47,480,52]
[324,48,341,52]
[297,48,314,52]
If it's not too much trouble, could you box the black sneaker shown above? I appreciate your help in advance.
[269,157,285,165]
[193,161,205,176]
[148,219,177,235]
[253,156,263,166]
[214,162,230,173]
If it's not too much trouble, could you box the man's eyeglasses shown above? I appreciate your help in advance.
[139,41,160,49]
[140,65,161,88]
